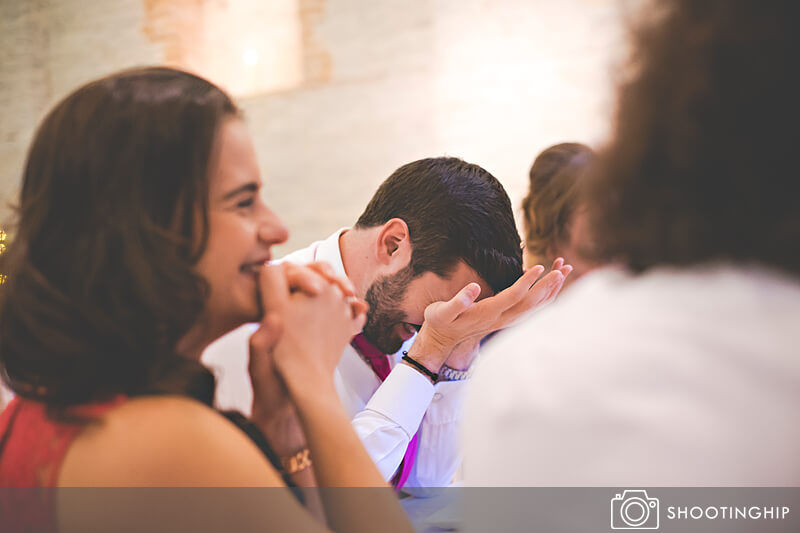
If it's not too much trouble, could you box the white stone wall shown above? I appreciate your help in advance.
[0,0,639,254]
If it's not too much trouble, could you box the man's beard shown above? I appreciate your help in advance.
[362,264,416,354]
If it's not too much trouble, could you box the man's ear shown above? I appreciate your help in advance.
[375,218,412,270]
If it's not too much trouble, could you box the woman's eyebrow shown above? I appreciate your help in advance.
[221,182,258,200]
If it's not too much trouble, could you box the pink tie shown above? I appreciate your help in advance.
[351,333,391,380]
[350,333,419,490]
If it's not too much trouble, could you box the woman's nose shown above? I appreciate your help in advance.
[258,210,289,246]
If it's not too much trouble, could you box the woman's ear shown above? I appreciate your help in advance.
[375,218,412,270]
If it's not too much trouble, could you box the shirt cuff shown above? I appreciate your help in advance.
[364,363,435,437]
[425,379,467,425]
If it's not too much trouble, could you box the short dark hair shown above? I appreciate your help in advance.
[585,0,800,275]
[356,157,523,293]
[0,67,238,407]
[522,143,594,264]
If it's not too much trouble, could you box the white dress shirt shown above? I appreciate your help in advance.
[203,229,467,487]
[463,265,800,488]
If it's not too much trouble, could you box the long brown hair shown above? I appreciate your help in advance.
[522,143,594,265]
[0,67,239,407]
[585,0,799,275]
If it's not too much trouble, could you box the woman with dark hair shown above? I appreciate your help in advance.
[0,67,413,532]
[521,142,596,286]
[465,0,800,497]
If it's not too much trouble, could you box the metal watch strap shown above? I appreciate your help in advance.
[438,364,473,381]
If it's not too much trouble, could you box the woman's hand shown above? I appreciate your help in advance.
[256,263,367,400]
[249,311,305,457]
[284,261,357,299]
[249,261,365,455]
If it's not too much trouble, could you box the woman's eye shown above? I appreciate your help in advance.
[236,198,254,209]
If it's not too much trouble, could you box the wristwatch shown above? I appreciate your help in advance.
[438,364,473,381]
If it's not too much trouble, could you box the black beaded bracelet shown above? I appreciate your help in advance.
[401,351,439,382]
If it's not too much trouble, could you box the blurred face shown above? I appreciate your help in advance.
[195,118,288,335]
[362,261,493,354]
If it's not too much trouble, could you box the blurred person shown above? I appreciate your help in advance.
[465,0,800,497]
[206,158,572,489]
[521,142,597,287]
[0,66,416,533]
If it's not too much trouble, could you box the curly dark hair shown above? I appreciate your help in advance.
[522,143,594,265]
[0,67,239,407]
[584,0,799,275]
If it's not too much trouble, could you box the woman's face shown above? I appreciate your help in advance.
[194,118,288,335]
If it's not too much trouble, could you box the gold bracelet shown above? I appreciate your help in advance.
[281,448,312,475]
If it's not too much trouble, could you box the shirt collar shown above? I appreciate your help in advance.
[314,227,350,279]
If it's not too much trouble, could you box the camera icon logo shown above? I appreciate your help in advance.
[611,489,660,529]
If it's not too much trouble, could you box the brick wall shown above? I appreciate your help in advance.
[0,0,639,254]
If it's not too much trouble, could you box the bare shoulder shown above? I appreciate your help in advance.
[59,395,282,487]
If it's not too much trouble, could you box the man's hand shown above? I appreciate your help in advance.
[496,257,572,328]
[408,259,572,373]
[443,337,481,372]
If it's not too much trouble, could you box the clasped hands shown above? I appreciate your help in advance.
[248,261,366,456]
